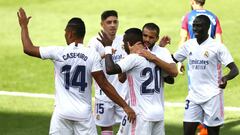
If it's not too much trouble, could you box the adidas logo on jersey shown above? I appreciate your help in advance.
[214,117,220,121]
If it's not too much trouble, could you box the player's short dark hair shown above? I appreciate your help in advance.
[101,10,118,21]
[66,17,85,38]
[142,23,160,37]
[124,28,143,46]
[194,0,205,6]
[195,15,210,29]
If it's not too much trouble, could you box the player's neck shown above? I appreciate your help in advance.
[197,35,208,45]
[193,5,204,10]
[109,35,116,41]
[72,39,83,46]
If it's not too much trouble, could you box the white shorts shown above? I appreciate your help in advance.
[49,111,97,135]
[117,114,165,135]
[94,98,124,127]
[184,93,224,127]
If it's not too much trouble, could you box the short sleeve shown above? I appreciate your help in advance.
[117,54,139,73]
[91,51,103,72]
[217,44,233,66]
[157,48,174,63]
[173,43,188,62]
[39,46,64,61]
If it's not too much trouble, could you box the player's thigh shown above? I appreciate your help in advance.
[184,99,203,123]
[94,99,115,127]
[49,112,73,135]
[202,93,224,127]
[74,116,97,135]
[117,114,129,135]
[134,115,153,135]
[152,120,165,135]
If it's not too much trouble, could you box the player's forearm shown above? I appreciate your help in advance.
[224,62,239,81]
[164,76,174,84]
[21,26,40,57]
[105,54,122,74]
[102,82,128,108]
[151,56,178,77]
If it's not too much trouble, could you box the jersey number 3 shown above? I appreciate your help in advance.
[61,65,87,92]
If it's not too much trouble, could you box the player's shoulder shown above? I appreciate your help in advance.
[114,35,123,40]
[88,36,101,44]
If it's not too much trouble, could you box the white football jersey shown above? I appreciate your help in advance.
[117,54,164,121]
[174,37,233,103]
[88,35,129,102]
[40,42,102,121]
[150,45,175,119]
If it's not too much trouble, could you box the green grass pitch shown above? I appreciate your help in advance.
[0,0,239,134]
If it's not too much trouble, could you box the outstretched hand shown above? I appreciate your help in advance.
[97,30,113,47]
[159,35,171,47]
[17,7,31,28]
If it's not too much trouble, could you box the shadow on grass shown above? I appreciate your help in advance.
[221,119,240,135]
[0,112,51,135]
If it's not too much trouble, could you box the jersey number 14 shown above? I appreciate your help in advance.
[61,65,87,92]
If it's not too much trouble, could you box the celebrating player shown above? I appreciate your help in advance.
[172,15,238,135]
[88,10,129,135]
[177,0,223,74]
[98,28,176,135]
[17,8,136,135]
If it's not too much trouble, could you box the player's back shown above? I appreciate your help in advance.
[40,42,102,121]
[118,54,164,121]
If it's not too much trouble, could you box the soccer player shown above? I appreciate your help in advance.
[178,0,223,74]
[88,10,129,135]
[98,28,177,135]
[172,15,239,135]
[17,8,136,135]
[141,23,177,80]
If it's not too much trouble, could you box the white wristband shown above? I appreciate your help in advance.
[104,46,112,55]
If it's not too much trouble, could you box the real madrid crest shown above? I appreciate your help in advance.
[96,114,100,120]
[204,51,209,58]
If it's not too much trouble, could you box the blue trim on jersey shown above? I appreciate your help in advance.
[188,10,217,39]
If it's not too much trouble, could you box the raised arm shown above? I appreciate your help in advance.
[92,71,136,123]
[17,8,40,58]
[219,62,239,89]
[97,30,122,74]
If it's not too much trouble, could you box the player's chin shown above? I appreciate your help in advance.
[109,29,117,35]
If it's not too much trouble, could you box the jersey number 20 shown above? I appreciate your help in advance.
[141,66,162,94]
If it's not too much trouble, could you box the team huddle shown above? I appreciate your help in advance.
[17,0,239,135]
